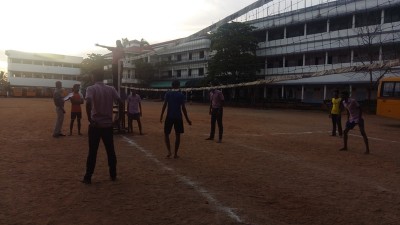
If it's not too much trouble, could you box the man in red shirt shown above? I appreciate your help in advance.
[67,84,84,135]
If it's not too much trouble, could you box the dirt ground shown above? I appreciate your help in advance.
[0,97,400,225]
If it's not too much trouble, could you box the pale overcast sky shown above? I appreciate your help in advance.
[0,0,259,70]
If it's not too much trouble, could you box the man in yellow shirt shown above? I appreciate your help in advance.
[329,90,343,137]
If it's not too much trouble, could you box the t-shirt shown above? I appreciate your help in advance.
[70,92,84,113]
[210,90,224,109]
[53,88,64,108]
[164,91,185,119]
[86,82,120,127]
[127,94,141,114]
[331,97,342,115]
[342,98,360,123]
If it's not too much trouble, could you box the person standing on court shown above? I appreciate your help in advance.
[328,90,343,137]
[127,89,143,135]
[95,40,126,131]
[68,84,84,136]
[95,40,124,89]
[206,88,224,143]
[340,91,370,154]
[160,80,192,158]
[53,81,66,137]
[82,69,122,184]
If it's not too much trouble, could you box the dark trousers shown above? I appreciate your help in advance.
[112,64,119,89]
[210,108,223,140]
[331,114,342,136]
[84,125,117,179]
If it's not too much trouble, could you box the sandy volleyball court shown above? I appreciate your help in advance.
[1,98,400,225]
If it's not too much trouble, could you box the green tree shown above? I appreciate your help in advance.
[121,38,130,47]
[139,38,150,47]
[207,22,261,85]
[79,53,107,91]
[134,60,155,85]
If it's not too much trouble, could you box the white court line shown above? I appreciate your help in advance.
[122,136,245,224]
[271,131,400,144]
[349,134,400,144]
[271,131,329,135]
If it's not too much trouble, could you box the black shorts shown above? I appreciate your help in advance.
[71,112,82,120]
[346,118,364,130]
[128,113,140,120]
[164,118,184,134]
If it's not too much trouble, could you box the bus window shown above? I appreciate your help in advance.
[377,77,400,120]
[381,82,395,97]
[395,83,400,97]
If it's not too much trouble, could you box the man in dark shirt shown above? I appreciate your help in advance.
[53,81,66,137]
[82,69,122,184]
[160,80,192,158]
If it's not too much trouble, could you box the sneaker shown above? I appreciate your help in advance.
[205,137,214,140]
[58,133,66,137]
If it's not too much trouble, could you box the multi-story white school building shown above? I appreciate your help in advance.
[6,50,82,97]
[125,0,400,103]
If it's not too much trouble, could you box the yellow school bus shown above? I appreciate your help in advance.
[377,76,400,119]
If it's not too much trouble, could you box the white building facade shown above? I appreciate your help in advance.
[123,0,400,103]
[248,0,400,102]
[6,50,82,96]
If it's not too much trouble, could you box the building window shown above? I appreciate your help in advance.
[330,15,353,31]
[189,53,192,60]
[355,10,381,27]
[22,60,33,64]
[267,57,283,68]
[198,68,204,76]
[168,70,172,77]
[286,24,304,38]
[268,27,284,41]
[176,70,181,77]
[327,49,351,64]
[305,52,325,65]
[384,6,400,23]
[285,54,303,67]
[63,75,72,80]
[177,54,182,61]
[33,60,43,66]
[188,69,192,77]
[307,20,327,35]
[199,51,205,59]
[382,44,400,61]
[33,73,43,78]
[353,46,380,62]
[43,74,53,79]
[253,29,266,42]
[44,61,53,66]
